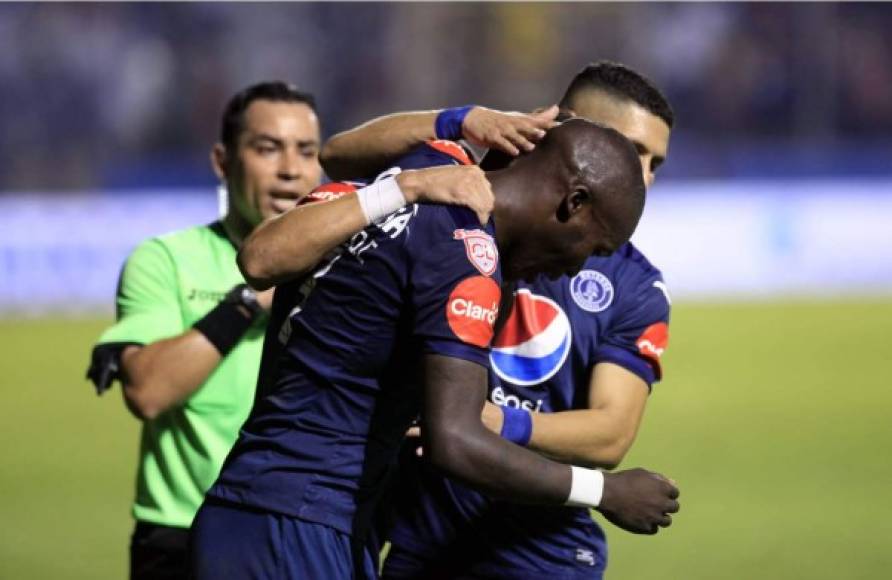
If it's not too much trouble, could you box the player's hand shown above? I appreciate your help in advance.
[396,165,494,225]
[481,401,503,434]
[597,468,680,535]
[255,287,275,312]
[462,105,559,156]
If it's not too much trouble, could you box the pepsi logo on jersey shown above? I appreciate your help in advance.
[490,289,572,387]
[490,385,544,412]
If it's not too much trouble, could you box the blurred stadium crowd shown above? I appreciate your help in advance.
[2,2,891,192]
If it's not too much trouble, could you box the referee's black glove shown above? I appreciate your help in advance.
[86,344,127,395]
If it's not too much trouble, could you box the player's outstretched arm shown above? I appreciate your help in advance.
[238,165,493,289]
[422,354,679,534]
[320,105,558,180]
[321,111,438,181]
[482,362,649,469]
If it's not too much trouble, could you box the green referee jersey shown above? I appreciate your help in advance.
[96,221,265,528]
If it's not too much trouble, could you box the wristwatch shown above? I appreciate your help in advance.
[224,284,263,319]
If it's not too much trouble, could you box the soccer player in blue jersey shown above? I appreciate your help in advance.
[191,119,678,579]
[256,62,678,579]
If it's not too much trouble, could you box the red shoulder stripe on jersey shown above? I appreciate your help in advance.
[298,182,359,206]
[635,321,669,380]
[427,140,473,166]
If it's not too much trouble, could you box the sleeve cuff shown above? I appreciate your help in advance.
[422,339,491,369]
[594,344,657,387]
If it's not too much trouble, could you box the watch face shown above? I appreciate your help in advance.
[239,286,260,314]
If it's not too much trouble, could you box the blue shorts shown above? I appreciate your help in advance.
[382,541,604,580]
[191,499,377,580]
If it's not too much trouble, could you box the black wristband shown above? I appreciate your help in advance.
[193,299,255,355]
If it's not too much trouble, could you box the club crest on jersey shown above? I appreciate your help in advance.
[446,276,501,347]
[490,289,572,387]
[570,270,614,313]
[454,229,498,276]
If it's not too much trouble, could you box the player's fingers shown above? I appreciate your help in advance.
[652,472,680,499]
[468,182,494,223]
[415,445,424,457]
[515,121,547,142]
[406,425,421,438]
[504,127,536,152]
[470,192,494,224]
[490,134,520,156]
[659,513,673,528]
[665,499,680,514]
[667,483,680,500]
[529,104,559,127]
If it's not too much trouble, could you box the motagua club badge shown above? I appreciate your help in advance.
[570,269,614,313]
[454,229,498,276]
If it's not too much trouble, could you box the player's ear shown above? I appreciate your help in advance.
[210,143,228,181]
[557,188,591,223]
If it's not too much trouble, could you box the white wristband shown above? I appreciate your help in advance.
[565,466,605,508]
[356,177,408,225]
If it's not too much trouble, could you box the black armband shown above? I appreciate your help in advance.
[193,284,260,355]
[86,343,136,396]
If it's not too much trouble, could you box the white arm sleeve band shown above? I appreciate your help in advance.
[565,466,605,508]
[356,176,407,225]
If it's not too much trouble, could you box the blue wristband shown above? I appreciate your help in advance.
[435,105,475,140]
[499,405,533,446]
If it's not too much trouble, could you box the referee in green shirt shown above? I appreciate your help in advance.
[87,81,323,580]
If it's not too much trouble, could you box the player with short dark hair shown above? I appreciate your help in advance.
[254,60,679,579]
[190,120,678,579]
[87,81,547,580]
[560,60,674,130]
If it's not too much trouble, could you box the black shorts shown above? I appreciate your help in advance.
[130,521,190,580]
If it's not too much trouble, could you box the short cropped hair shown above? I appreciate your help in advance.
[559,61,674,128]
[220,81,317,150]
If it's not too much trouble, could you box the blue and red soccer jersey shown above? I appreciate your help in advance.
[384,243,671,579]
[206,141,499,540]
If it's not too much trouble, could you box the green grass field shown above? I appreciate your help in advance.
[2,300,891,579]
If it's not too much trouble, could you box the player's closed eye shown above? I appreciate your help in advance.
[299,145,319,158]
[255,144,278,156]
[249,138,282,156]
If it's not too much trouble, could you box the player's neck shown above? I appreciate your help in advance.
[486,169,526,252]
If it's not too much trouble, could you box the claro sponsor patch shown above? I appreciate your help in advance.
[636,321,669,379]
[446,276,501,347]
